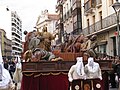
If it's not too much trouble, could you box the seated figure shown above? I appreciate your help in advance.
[68,57,86,82]
[23,48,63,62]
[32,48,56,61]
[66,34,84,53]
[84,57,102,80]
[86,35,98,58]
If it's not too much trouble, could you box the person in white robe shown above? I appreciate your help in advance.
[68,57,86,82]
[84,57,102,80]
[13,56,22,90]
[0,45,15,90]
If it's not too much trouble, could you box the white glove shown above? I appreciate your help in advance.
[99,76,102,80]
[69,77,73,82]
[84,75,86,80]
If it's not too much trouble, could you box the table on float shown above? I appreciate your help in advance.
[21,60,112,90]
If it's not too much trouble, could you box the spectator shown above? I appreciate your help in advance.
[116,61,120,89]
[8,59,16,79]
[3,59,9,70]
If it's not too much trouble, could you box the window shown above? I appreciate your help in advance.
[109,0,113,6]
[93,15,95,31]
[73,22,77,30]
[99,44,106,54]
[93,15,95,24]
[87,19,90,34]
[99,11,102,28]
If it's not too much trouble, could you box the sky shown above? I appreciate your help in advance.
[1,0,57,40]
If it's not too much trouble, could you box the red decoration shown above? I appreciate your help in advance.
[114,31,118,36]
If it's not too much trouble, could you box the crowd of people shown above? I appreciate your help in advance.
[1,55,22,90]
[109,58,120,89]
[4,59,16,79]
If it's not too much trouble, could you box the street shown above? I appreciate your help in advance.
[109,88,118,90]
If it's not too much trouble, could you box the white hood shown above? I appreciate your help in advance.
[0,44,12,88]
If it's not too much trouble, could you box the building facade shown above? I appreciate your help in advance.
[55,0,64,44]
[62,0,82,34]
[82,0,118,56]
[55,0,82,44]
[0,5,22,57]
[55,0,119,56]
[0,29,12,60]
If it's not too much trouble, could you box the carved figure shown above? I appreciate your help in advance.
[23,47,63,62]
[60,33,74,52]
[86,35,98,58]
[84,57,102,80]
[23,50,32,62]
[28,35,44,51]
[68,57,86,82]
[23,26,56,53]
[32,48,56,61]
[81,36,90,52]
[40,26,56,51]
[66,33,85,53]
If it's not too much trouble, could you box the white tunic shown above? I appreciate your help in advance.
[0,63,13,89]
[68,57,86,82]
[0,44,14,90]
[13,56,22,83]
[85,57,102,80]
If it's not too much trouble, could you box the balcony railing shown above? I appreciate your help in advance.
[69,7,72,17]
[83,13,118,35]
[84,0,96,13]
[96,0,102,8]
[63,14,66,22]
[66,11,69,20]
[72,29,79,35]
[56,0,63,10]
[55,21,59,29]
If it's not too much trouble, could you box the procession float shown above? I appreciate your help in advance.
[21,27,114,90]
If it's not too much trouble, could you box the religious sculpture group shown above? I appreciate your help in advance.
[21,28,113,90]
[23,26,63,62]
[22,26,100,62]
[61,33,98,58]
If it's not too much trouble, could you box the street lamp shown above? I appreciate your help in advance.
[112,0,120,57]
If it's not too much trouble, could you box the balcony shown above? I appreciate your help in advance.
[55,21,59,29]
[62,0,67,4]
[63,14,66,22]
[56,0,63,10]
[83,13,118,36]
[66,11,69,20]
[72,29,79,35]
[84,0,96,14]
[69,7,72,17]
[96,0,102,8]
